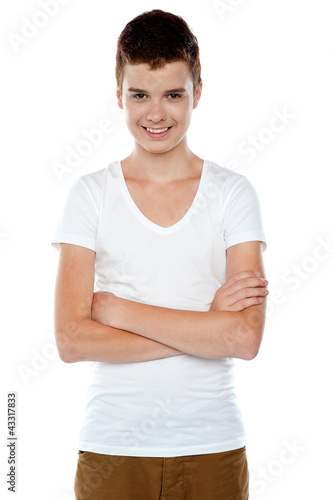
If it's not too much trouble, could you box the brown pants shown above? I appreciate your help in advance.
[74,447,249,500]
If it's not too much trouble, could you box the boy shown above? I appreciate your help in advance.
[52,9,268,500]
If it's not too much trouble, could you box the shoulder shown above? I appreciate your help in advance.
[77,162,115,187]
[205,160,253,193]
[71,161,119,196]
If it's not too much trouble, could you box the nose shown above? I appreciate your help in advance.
[146,99,167,123]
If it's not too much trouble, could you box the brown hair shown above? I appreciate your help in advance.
[116,9,202,95]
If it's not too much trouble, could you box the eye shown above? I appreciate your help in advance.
[168,93,182,100]
[132,94,148,100]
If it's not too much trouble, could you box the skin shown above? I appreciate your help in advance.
[117,61,203,182]
[54,61,268,363]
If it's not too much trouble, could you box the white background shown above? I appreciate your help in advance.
[1,0,332,498]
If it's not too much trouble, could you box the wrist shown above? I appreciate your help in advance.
[91,291,124,328]
[115,297,145,333]
[111,295,130,330]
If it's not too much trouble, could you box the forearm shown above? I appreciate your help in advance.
[112,298,263,360]
[56,317,184,364]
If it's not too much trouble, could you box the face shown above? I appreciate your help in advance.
[117,61,202,155]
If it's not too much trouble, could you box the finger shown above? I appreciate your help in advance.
[227,285,269,306]
[222,271,264,289]
[234,277,268,292]
[228,295,267,312]
[222,277,268,297]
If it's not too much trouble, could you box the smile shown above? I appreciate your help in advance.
[143,126,172,134]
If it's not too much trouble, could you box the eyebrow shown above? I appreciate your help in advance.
[127,87,188,94]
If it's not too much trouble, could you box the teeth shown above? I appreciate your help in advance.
[146,127,169,134]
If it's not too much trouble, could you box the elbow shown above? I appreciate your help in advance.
[55,321,82,363]
[241,327,264,360]
[58,346,76,364]
[238,307,266,360]
[242,345,259,361]
[56,337,77,363]
[214,327,262,361]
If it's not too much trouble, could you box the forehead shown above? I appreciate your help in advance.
[122,61,193,92]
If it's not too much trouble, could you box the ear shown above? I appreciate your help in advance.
[116,88,124,110]
[193,82,203,110]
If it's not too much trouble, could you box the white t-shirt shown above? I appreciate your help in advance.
[52,159,266,457]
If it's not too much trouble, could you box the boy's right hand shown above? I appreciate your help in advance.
[209,271,268,312]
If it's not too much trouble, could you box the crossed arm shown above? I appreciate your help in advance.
[54,241,268,363]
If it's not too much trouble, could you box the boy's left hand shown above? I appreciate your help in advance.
[210,271,268,312]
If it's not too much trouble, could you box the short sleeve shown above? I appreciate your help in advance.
[51,176,101,252]
[223,174,267,251]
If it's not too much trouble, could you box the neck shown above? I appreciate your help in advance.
[122,138,202,183]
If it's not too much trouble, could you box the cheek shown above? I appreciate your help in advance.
[177,102,192,119]
[129,103,147,118]
[176,106,192,128]
[124,107,140,127]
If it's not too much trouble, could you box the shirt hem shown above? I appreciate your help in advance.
[51,234,96,252]
[225,232,267,252]
[77,437,247,458]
